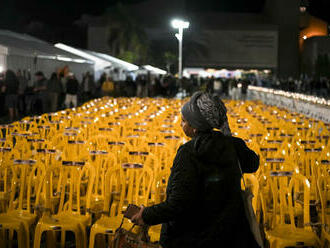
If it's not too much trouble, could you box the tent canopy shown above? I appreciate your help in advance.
[0,30,92,64]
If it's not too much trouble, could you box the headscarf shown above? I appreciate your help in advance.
[181,91,232,136]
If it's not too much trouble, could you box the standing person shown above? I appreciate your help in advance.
[2,70,19,121]
[101,76,115,97]
[130,92,260,248]
[81,71,94,102]
[34,71,48,113]
[0,73,5,116]
[24,70,35,115]
[136,74,146,97]
[16,69,27,116]
[213,78,222,96]
[47,72,63,112]
[65,73,79,108]
[96,73,106,98]
[240,80,249,101]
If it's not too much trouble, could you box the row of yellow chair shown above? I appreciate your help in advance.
[0,97,329,248]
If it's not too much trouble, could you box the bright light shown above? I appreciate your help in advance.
[55,43,108,65]
[92,52,139,71]
[171,19,190,29]
[143,65,167,75]
[303,35,307,40]
[57,56,73,62]
[0,66,3,73]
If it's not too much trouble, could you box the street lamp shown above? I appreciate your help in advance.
[171,19,189,79]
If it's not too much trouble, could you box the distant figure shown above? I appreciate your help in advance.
[101,76,115,97]
[240,80,249,101]
[34,71,48,113]
[2,70,19,121]
[16,69,27,115]
[213,79,222,96]
[24,70,35,115]
[0,73,5,116]
[96,73,107,98]
[229,80,239,100]
[47,72,63,112]
[65,73,79,108]
[136,74,147,97]
[81,71,94,102]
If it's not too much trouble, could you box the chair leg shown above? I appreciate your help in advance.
[78,224,87,248]
[60,231,66,248]
[0,229,7,248]
[88,227,96,248]
[46,230,56,248]
[17,228,25,248]
[74,228,83,248]
[107,234,114,248]
[22,222,30,248]
[33,224,43,248]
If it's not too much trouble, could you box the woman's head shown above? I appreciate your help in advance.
[50,72,58,80]
[181,91,231,137]
[5,69,17,81]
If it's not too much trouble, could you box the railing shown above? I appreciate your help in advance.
[248,86,330,123]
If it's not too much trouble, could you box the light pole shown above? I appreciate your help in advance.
[171,19,189,79]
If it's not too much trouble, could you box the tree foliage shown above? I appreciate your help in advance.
[106,3,148,64]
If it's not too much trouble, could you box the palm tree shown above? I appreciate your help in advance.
[105,3,148,64]
[164,51,177,73]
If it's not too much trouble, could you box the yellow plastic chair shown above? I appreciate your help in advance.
[33,163,95,248]
[317,174,330,247]
[0,163,12,213]
[260,173,321,248]
[89,166,126,248]
[0,159,45,248]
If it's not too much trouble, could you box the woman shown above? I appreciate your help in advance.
[2,70,19,121]
[47,72,63,112]
[131,91,260,248]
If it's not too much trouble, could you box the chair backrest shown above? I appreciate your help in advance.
[317,175,330,229]
[154,169,170,204]
[124,166,154,207]
[104,167,125,217]
[9,160,45,213]
[260,173,312,231]
[57,164,95,215]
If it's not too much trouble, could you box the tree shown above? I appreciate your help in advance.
[105,3,148,64]
[164,51,177,73]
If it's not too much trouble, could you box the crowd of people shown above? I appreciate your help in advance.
[0,68,255,123]
[263,76,330,98]
[1,67,329,123]
[0,69,81,122]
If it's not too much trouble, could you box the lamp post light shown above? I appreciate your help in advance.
[171,19,189,79]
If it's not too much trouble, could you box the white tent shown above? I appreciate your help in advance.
[55,43,112,81]
[89,52,139,81]
[0,30,94,81]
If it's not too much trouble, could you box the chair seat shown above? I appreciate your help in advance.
[266,225,320,245]
[3,210,37,225]
[36,215,83,231]
[92,216,132,234]
[54,212,91,226]
[149,224,161,243]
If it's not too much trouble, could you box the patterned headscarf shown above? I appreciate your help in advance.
[181,91,232,136]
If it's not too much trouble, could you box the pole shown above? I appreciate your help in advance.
[178,27,183,79]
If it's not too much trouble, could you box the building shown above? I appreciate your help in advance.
[81,0,328,78]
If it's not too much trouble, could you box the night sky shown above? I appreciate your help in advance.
[1,0,329,47]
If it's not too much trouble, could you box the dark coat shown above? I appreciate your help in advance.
[143,131,260,248]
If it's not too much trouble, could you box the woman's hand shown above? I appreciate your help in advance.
[131,205,145,226]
